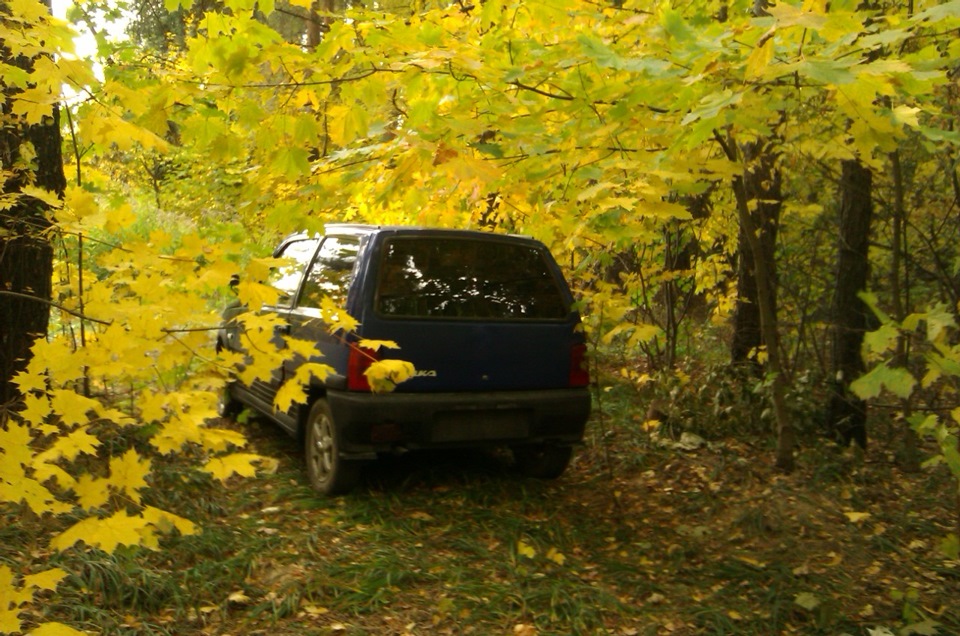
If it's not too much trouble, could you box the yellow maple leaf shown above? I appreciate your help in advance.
[273,362,334,413]
[0,594,22,634]
[237,280,281,310]
[31,462,77,491]
[2,477,71,515]
[203,453,278,483]
[844,511,871,524]
[357,339,400,352]
[23,568,67,592]
[39,428,101,463]
[20,185,63,209]
[11,368,47,395]
[8,0,48,22]
[49,390,102,427]
[151,414,203,454]
[51,511,150,553]
[19,392,51,427]
[73,474,111,510]
[320,296,359,334]
[517,540,537,559]
[11,89,54,125]
[27,622,88,635]
[26,339,84,387]
[141,506,197,537]
[138,391,168,426]
[0,422,34,469]
[200,427,248,453]
[365,359,415,393]
[546,547,566,566]
[0,565,31,612]
[110,449,151,503]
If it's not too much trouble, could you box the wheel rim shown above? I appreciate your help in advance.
[216,389,229,417]
[309,413,335,485]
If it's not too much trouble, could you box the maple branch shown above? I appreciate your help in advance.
[56,230,132,252]
[0,291,112,325]
[179,66,391,90]
[712,129,737,162]
[509,80,575,101]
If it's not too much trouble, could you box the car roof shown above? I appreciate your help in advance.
[280,224,542,245]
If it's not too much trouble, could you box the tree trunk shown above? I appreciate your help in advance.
[826,159,873,449]
[889,150,921,471]
[727,139,793,471]
[731,145,781,372]
[0,1,66,404]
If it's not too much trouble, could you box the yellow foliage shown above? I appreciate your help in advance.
[366,359,416,393]
[203,453,279,483]
[52,509,178,553]
[109,450,152,504]
[73,474,112,510]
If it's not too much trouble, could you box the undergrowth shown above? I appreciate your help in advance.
[14,367,960,635]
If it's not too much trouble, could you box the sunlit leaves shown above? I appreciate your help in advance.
[51,509,191,553]
[274,362,334,413]
[365,359,416,393]
[851,364,917,400]
[203,453,279,482]
[0,565,70,634]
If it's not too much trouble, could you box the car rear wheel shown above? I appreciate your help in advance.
[513,444,573,479]
[305,399,361,496]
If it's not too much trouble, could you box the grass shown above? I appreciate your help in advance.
[14,374,960,635]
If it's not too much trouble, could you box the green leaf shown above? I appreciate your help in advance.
[925,303,956,343]
[939,534,960,560]
[659,7,694,41]
[271,146,310,179]
[797,58,856,85]
[863,323,900,359]
[680,90,741,126]
[912,0,960,22]
[850,364,916,400]
[942,442,960,480]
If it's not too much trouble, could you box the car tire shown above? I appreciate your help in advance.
[513,444,574,479]
[305,399,361,496]
[217,383,243,419]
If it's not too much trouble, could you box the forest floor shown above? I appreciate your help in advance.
[24,382,960,635]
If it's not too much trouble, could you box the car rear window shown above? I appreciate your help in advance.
[375,237,569,320]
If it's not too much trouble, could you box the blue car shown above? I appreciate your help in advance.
[218,225,591,495]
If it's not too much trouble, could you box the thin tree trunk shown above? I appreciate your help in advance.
[890,150,921,471]
[732,150,794,472]
[731,147,780,372]
[826,159,873,449]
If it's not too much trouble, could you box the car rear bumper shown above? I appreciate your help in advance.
[326,388,591,458]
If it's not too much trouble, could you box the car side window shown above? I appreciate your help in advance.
[270,238,319,307]
[299,236,360,309]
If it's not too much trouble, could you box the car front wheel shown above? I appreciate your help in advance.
[217,382,242,419]
[513,444,574,479]
[305,399,361,496]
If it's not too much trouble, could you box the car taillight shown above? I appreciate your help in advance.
[347,346,379,391]
[569,343,590,387]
